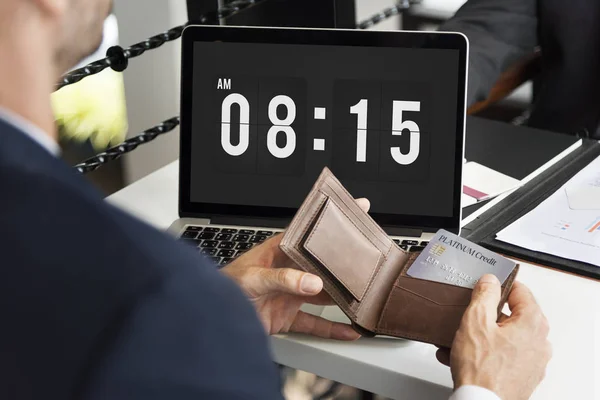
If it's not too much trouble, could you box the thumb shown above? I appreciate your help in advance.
[355,198,370,213]
[466,274,502,326]
[255,268,324,297]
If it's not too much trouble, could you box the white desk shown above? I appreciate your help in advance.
[107,160,600,400]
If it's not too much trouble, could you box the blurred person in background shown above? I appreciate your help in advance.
[441,0,600,138]
[51,8,128,151]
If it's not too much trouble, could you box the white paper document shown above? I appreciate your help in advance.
[463,162,521,201]
[496,155,600,267]
[461,162,521,208]
[461,193,477,208]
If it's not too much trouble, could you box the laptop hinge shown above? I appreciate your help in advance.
[210,218,432,236]
[381,226,424,237]
[210,215,291,229]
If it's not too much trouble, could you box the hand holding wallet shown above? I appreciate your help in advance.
[280,167,519,348]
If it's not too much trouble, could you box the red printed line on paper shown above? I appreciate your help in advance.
[463,185,488,200]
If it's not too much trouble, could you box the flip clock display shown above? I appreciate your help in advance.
[190,40,459,217]
[204,76,432,181]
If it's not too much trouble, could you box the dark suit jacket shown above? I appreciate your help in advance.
[0,118,284,400]
[440,0,600,138]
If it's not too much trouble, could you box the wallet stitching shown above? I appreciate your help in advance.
[354,247,391,317]
[290,194,358,317]
[281,174,358,321]
[393,285,471,307]
[289,244,351,309]
[299,193,328,245]
[304,184,391,325]
[288,187,327,236]
[305,200,382,301]
[384,242,394,259]
[375,280,398,332]
[325,181,387,246]
[361,252,383,306]
[324,182,392,253]
[289,252,357,321]
[295,189,325,240]
[375,288,461,346]
[375,269,519,345]
[284,170,329,239]
[312,200,383,299]
[328,199,388,260]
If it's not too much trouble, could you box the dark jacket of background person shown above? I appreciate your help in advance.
[441,0,600,138]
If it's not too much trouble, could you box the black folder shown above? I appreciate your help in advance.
[460,118,600,279]
[462,116,583,223]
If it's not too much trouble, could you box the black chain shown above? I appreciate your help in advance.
[72,1,417,174]
[73,117,180,174]
[57,0,264,91]
[56,26,185,91]
[356,0,421,29]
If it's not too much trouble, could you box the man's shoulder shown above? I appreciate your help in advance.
[0,148,269,398]
[84,253,284,400]
[0,151,239,310]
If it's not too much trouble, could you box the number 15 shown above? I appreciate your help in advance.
[350,99,421,165]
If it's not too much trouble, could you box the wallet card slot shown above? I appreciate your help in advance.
[376,282,467,348]
[374,256,519,347]
[303,199,384,302]
[392,275,472,307]
[397,252,517,304]
[375,257,472,346]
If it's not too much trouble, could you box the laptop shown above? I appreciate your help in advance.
[168,25,468,267]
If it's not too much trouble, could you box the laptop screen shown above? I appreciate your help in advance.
[180,27,467,233]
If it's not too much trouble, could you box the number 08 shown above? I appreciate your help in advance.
[220,93,297,159]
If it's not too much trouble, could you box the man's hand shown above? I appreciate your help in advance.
[438,275,552,400]
[220,198,370,341]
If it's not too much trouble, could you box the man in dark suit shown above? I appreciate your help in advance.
[0,1,550,399]
[440,0,600,138]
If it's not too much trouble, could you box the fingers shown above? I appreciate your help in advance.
[355,198,371,213]
[506,281,539,316]
[465,274,502,326]
[255,268,324,297]
[505,282,547,331]
[289,311,361,341]
[435,347,451,367]
[266,233,283,246]
[498,312,510,323]
[304,291,337,306]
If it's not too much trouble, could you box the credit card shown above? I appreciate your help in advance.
[406,229,517,288]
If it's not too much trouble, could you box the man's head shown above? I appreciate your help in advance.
[1,0,112,75]
[45,0,113,73]
[0,0,112,139]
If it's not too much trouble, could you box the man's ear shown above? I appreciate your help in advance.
[32,0,69,18]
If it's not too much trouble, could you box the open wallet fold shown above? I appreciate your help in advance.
[280,167,519,348]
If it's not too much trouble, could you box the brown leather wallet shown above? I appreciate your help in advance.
[280,167,519,348]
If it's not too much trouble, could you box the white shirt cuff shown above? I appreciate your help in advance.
[449,385,501,400]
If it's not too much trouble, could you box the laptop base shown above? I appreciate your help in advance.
[168,218,433,268]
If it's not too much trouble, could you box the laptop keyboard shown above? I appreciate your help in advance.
[393,239,429,253]
[178,224,430,267]
[178,225,280,267]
